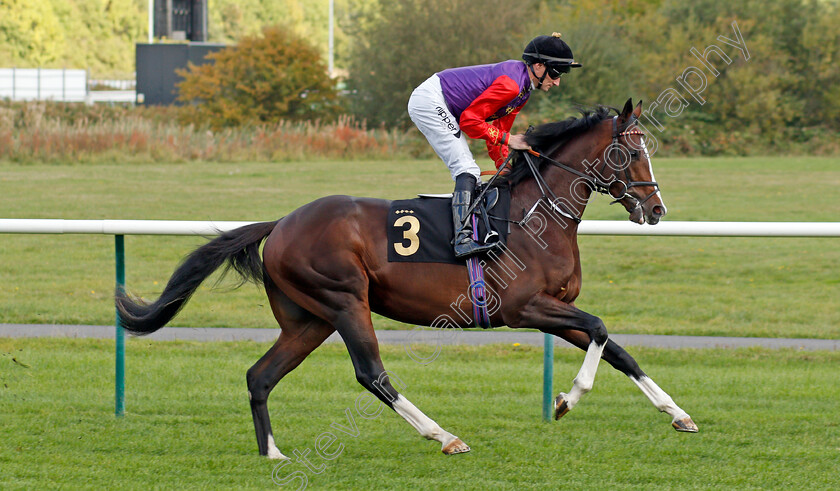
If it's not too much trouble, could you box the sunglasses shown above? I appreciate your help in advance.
[545,64,571,79]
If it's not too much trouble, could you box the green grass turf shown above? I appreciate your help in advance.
[1,157,839,337]
[1,338,839,489]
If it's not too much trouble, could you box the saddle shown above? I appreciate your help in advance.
[386,185,511,265]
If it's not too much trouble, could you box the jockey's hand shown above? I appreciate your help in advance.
[508,134,531,151]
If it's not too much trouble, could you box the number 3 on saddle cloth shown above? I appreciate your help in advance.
[386,185,512,328]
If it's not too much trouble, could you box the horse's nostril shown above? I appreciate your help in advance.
[652,205,665,216]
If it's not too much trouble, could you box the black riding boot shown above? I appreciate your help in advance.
[452,174,497,258]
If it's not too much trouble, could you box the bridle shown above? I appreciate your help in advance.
[518,114,660,224]
[604,115,660,210]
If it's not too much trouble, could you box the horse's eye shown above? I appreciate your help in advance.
[629,150,639,160]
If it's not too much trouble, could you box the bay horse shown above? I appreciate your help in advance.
[115,98,697,459]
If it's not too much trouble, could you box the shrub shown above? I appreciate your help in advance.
[176,25,341,130]
[0,100,415,164]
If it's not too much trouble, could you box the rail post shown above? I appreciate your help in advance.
[115,235,125,417]
[542,333,554,421]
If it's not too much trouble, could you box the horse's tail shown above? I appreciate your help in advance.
[114,220,280,335]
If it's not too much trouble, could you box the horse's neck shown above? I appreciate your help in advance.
[512,158,592,226]
[546,161,593,217]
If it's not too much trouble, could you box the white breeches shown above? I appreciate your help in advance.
[408,74,480,182]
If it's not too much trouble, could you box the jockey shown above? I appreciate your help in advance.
[408,33,582,258]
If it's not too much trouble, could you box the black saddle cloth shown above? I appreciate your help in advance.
[386,185,511,264]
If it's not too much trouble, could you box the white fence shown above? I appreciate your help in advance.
[0,69,137,103]
[89,78,136,91]
[0,219,253,235]
[2,218,838,418]
[1,219,840,237]
[0,68,88,102]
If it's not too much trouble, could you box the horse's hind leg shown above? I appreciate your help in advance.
[553,331,606,419]
[524,295,609,419]
[332,308,470,455]
[264,221,468,454]
[557,330,698,432]
[247,287,335,459]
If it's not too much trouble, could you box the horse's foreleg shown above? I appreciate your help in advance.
[392,394,470,455]
[605,341,697,432]
[246,317,334,459]
[558,331,698,432]
[337,311,470,455]
[630,373,697,432]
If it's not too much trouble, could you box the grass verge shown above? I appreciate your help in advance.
[1,338,839,489]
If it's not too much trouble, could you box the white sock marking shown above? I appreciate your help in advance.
[564,341,606,409]
[266,433,289,460]
[632,375,688,421]
[392,394,457,447]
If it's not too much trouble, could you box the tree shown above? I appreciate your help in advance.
[523,2,642,122]
[176,25,340,129]
[207,0,374,72]
[0,0,146,76]
[345,0,535,127]
[0,0,64,66]
[54,0,146,77]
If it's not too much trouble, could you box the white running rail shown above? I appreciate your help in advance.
[2,219,840,237]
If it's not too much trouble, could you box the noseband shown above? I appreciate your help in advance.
[519,114,660,223]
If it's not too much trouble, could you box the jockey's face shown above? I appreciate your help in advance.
[531,63,562,92]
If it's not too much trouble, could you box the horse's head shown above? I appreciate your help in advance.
[510,100,667,225]
[599,99,667,225]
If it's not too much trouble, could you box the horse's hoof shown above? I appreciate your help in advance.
[442,438,471,455]
[266,448,290,460]
[672,416,699,433]
[554,393,570,420]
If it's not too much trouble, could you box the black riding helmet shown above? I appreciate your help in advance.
[523,33,582,88]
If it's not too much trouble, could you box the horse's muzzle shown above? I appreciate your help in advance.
[628,202,666,225]
[645,204,667,225]
[629,206,644,224]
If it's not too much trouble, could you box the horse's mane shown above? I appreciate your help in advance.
[506,105,617,187]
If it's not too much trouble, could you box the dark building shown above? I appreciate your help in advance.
[136,0,224,106]
[154,0,208,42]
[135,43,225,106]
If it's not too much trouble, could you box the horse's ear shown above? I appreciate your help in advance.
[620,98,633,119]
[633,100,643,119]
